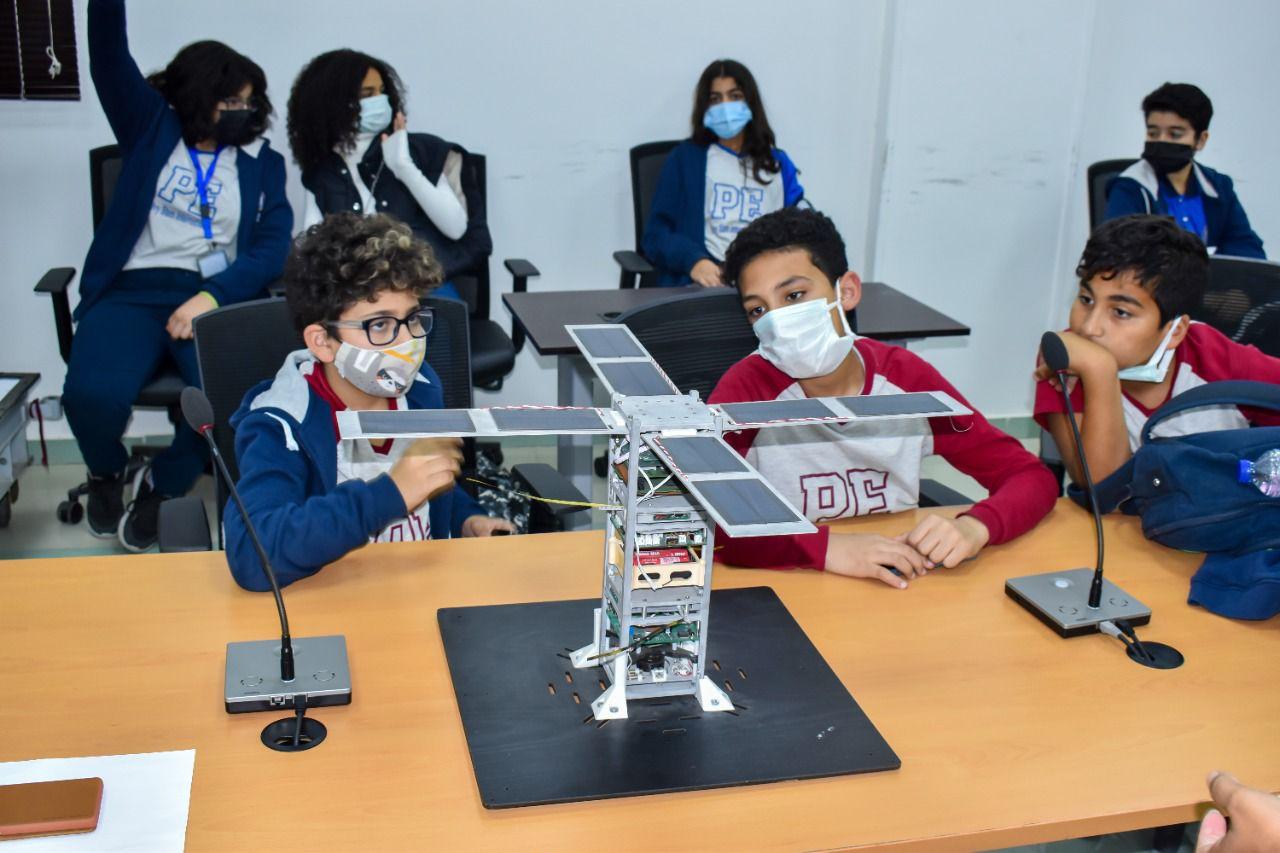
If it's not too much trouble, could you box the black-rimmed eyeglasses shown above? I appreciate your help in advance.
[327,309,433,347]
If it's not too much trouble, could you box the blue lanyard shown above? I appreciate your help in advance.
[186,145,225,240]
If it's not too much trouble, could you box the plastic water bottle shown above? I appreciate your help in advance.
[1239,450,1280,498]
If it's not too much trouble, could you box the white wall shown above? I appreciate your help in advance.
[3,0,1277,444]
[1,0,888,438]
[872,0,1280,418]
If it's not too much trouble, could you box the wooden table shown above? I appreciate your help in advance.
[2,500,1276,851]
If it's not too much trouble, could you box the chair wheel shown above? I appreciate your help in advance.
[56,499,83,525]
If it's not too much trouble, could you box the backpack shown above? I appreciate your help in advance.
[1073,380,1280,619]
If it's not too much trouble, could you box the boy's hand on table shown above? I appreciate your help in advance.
[462,515,517,537]
[1033,331,1116,390]
[1196,770,1280,852]
[166,292,217,340]
[390,438,463,510]
[899,514,989,569]
[824,532,929,588]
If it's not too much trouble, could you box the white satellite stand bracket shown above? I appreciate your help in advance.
[696,675,734,714]
[591,657,629,720]
[569,607,602,669]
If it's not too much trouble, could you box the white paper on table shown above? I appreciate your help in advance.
[0,750,196,852]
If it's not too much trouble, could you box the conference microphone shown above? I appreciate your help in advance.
[180,387,351,720]
[1003,333,1155,640]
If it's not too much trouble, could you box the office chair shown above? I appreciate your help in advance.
[615,289,973,506]
[1195,255,1280,357]
[160,297,585,550]
[443,152,541,391]
[612,140,682,289]
[35,144,188,525]
[1086,158,1137,231]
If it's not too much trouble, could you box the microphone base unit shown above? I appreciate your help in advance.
[1005,568,1151,638]
[224,634,352,714]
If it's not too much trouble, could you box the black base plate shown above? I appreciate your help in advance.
[260,715,327,752]
[1126,640,1185,669]
[438,586,900,808]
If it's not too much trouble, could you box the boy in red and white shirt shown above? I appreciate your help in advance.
[709,208,1057,587]
[1033,215,1280,488]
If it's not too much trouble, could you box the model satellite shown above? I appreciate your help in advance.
[338,324,970,720]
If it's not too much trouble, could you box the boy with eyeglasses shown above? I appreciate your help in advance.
[224,213,512,591]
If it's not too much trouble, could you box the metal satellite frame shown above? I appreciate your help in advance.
[338,324,970,721]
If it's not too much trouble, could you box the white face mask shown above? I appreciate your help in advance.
[333,336,426,397]
[358,94,392,134]
[753,296,855,379]
[1116,320,1179,383]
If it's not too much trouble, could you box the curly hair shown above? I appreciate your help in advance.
[284,213,443,332]
[287,50,407,175]
[1077,214,1208,324]
[1142,82,1213,136]
[147,41,271,146]
[690,59,780,184]
[722,207,848,290]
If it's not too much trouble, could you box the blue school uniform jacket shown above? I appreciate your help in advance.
[77,0,292,320]
[1104,160,1265,259]
[641,141,803,286]
[224,351,483,591]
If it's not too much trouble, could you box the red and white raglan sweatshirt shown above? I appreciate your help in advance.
[708,339,1059,570]
[1033,322,1280,450]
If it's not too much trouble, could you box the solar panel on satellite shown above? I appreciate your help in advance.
[596,361,678,397]
[572,326,646,359]
[837,392,952,417]
[717,398,839,425]
[691,478,808,527]
[489,407,608,431]
[357,409,476,435]
[654,436,748,475]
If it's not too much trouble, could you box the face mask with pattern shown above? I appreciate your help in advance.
[333,336,426,397]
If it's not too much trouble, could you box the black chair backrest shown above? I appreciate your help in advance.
[90,144,122,230]
[1086,158,1137,231]
[448,152,491,321]
[423,295,473,409]
[616,288,757,399]
[629,140,682,251]
[193,298,304,486]
[1193,256,1280,357]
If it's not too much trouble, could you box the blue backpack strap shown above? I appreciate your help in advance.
[1142,380,1280,444]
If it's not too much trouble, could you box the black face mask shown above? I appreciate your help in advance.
[213,108,255,146]
[1143,140,1195,176]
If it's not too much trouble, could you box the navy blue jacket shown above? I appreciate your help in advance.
[225,351,483,591]
[78,0,292,320]
[1104,160,1265,259]
[641,141,802,286]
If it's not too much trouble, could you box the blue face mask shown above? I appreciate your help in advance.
[358,94,392,134]
[703,101,752,140]
[1116,320,1180,382]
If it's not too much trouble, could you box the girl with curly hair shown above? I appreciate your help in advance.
[287,49,491,292]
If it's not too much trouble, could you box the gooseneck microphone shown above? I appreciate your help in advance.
[1003,332,1165,653]
[179,386,350,734]
[181,386,294,681]
[1038,332,1105,609]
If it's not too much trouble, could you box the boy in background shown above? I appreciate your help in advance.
[708,208,1057,588]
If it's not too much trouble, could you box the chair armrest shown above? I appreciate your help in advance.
[503,258,541,354]
[612,250,653,289]
[918,478,974,508]
[34,267,77,365]
[511,463,589,533]
[158,495,213,552]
